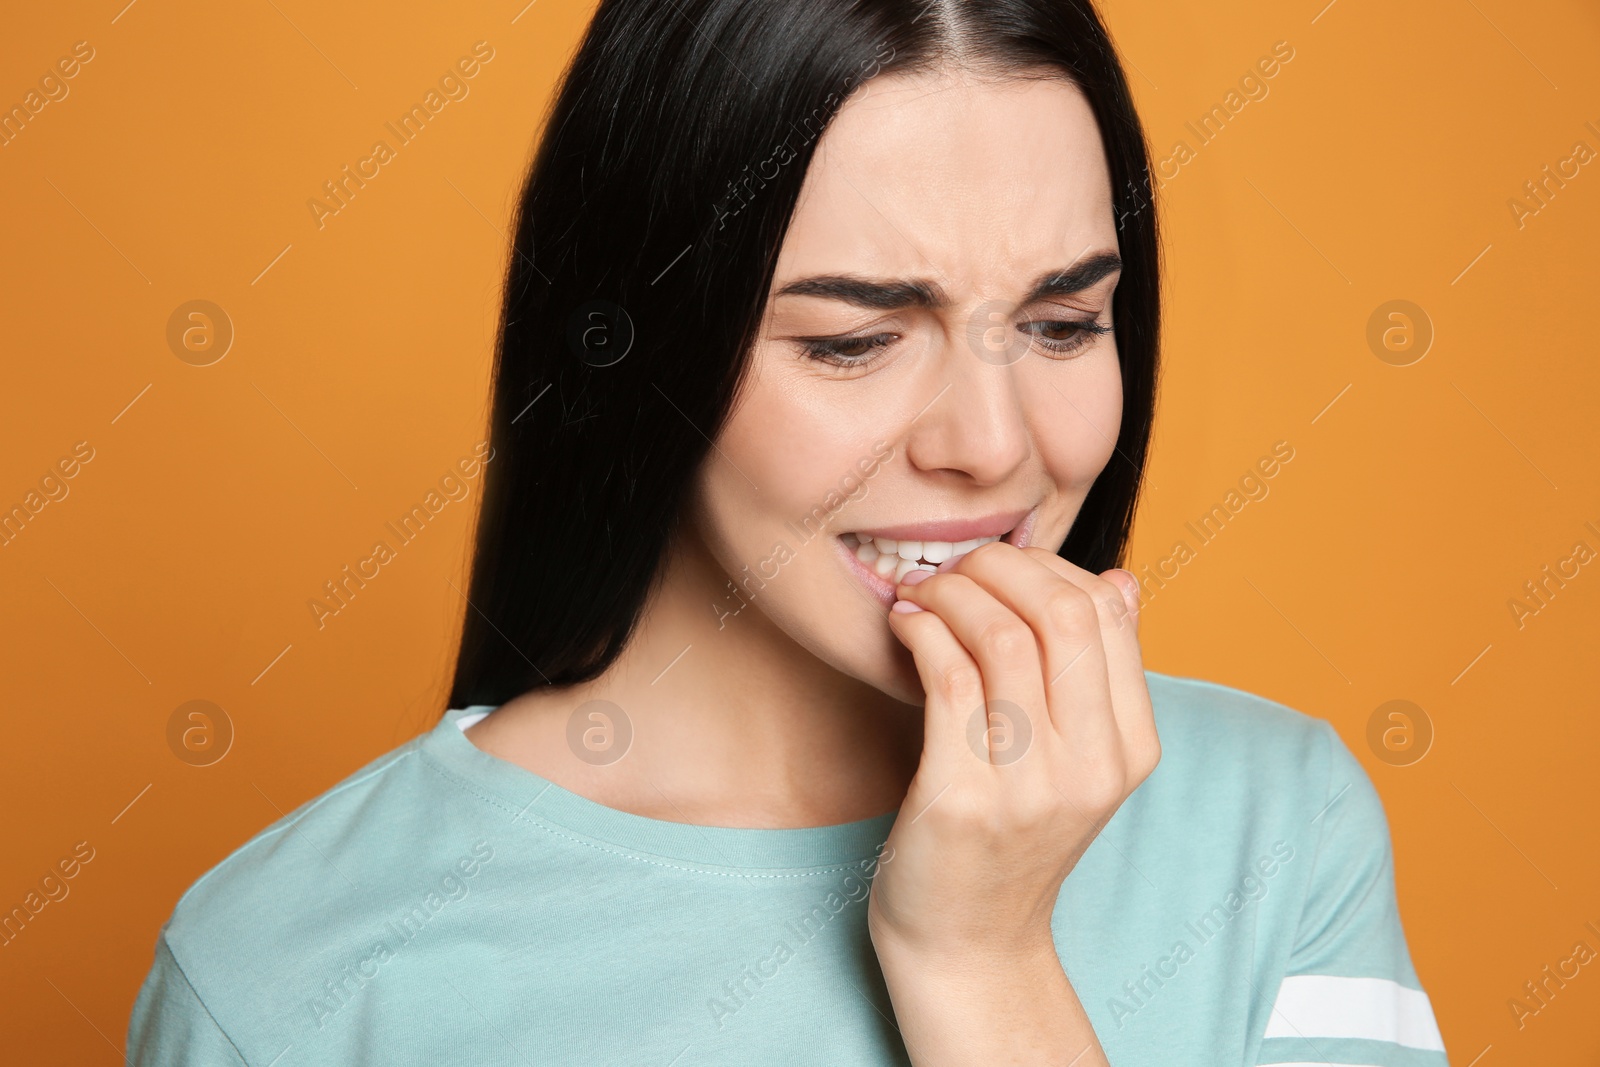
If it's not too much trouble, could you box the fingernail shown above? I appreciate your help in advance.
[1110,569,1140,612]
[890,600,923,614]
[936,553,965,573]
[899,568,933,587]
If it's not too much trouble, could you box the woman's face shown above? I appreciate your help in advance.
[689,68,1125,705]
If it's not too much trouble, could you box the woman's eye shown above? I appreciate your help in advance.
[1021,316,1113,357]
[799,332,896,367]
[798,316,1111,368]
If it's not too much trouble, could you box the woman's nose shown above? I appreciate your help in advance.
[897,323,1032,485]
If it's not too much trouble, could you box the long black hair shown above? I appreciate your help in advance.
[446,0,1161,708]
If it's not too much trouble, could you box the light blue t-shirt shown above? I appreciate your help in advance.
[127,671,1449,1065]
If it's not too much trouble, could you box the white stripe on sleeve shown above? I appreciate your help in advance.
[1262,974,1445,1051]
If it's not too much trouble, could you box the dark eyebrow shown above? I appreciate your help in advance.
[773,275,943,310]
[772,251,1123,311]
[1018,252,1124,305]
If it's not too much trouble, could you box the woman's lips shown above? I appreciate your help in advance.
[1003,504,1039,551]
[848,506,1034,545]
[836,535,903,609]
[836,504,1041,606]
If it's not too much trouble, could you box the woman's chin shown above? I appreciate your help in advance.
[856,646,926,709]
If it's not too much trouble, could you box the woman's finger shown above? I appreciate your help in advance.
[886,595,985,779]
[917,543,1123,764]
[1013,547,1158,777]
[890,567,1050,769]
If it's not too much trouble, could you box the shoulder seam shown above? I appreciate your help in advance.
[1305,730,1400,954]
[176,743,421,912]
[153,933,250,1065]
[1287,719,1338,956]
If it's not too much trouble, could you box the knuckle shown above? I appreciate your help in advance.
[978,803,1013,836]
[975,618,1035,662]
[937,789,994,831]
[940,664,985,704]
[1076,759,1129,812]
[1088,579,1130,626]
[1134,734,1163,782]
[1044,587,1099,638]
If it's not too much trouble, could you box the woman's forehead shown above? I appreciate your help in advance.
[777,70,1117,297]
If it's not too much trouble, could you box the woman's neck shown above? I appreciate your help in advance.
[465,530,924,828]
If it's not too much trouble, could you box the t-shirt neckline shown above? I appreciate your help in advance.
[421,706,900,872]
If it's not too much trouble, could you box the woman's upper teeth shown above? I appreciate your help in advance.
[844,532,1004,581]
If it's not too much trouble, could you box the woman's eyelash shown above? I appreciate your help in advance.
[798,317,1112,367]
[1020,317,1114,357]
[800,333,896,366]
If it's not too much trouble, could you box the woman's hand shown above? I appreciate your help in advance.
[867,541,1159,1065]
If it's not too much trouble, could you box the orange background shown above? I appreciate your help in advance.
[3,0,1597,1062]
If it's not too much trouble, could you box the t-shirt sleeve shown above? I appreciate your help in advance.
[127,933,248,1066]
[1253,721,1450,1067]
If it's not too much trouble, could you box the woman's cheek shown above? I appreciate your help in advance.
[1028,355,1123,489]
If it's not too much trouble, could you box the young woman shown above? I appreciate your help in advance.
[129,0,1449,1063]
